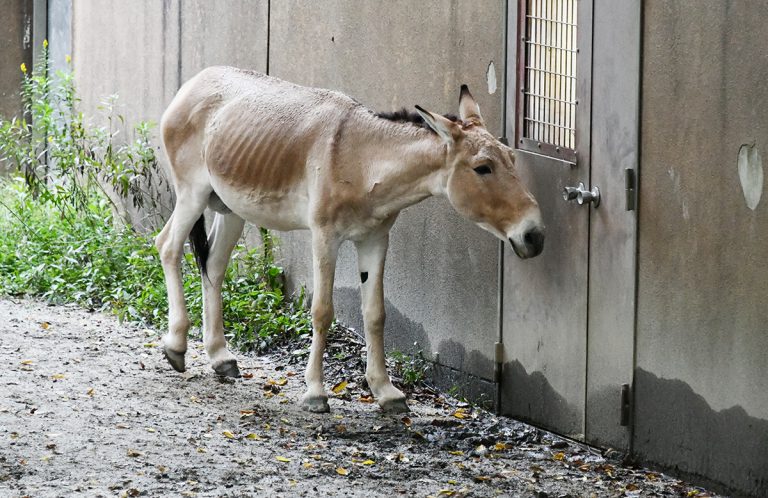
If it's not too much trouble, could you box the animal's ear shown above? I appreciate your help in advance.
[459,84,484,128]
[414,105,460,143]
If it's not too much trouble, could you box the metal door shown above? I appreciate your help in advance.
[500,0,640,450]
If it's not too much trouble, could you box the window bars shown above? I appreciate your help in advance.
[517,0,578,162]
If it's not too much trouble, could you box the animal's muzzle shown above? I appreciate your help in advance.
[510,227,545,259]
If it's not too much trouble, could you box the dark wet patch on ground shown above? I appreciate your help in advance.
[0,298,722,497]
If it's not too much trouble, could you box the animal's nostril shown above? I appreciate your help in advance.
[523,228,545,253]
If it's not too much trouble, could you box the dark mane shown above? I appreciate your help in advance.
[375,108,460,133]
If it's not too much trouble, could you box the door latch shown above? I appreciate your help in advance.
[563,182,601,208]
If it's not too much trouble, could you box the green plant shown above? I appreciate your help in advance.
[388,348,432,388]
[0,45,312,354]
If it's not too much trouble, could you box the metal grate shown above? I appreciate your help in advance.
[518,0,577,160]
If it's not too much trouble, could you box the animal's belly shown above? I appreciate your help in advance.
[209,177,309,231]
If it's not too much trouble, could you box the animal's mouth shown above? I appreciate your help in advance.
[509,228,545,259]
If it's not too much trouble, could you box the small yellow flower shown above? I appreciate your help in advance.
[65,54,71,64]
[43,39,48,48]
[20,62,27,73]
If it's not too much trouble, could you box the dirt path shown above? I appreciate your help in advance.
[0,298,721,497]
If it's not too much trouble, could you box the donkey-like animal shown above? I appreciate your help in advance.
[157,67,544,413]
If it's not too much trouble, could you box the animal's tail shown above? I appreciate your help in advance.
[189,214,209,277]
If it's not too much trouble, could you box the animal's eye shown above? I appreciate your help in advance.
[473,164,492,176]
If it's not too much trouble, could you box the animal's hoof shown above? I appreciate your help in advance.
[380,397,410,414]
[162,346,186,372]
[213,359,241,378]
[301,394,330,413]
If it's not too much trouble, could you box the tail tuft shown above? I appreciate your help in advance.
[189,214,209,276]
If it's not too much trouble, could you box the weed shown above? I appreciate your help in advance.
[388,347,432,388]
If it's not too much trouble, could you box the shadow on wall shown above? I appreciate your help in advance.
[502,360,582,438]
[332,286,497,405]
[634,368,768,497]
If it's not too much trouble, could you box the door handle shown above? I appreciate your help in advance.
[562,182,601,208]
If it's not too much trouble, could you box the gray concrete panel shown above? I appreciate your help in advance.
[0,0,32,122]
[637,2,768,495]
[179,0,268,82]
[71,0,181,129]
[47,0,71,74]
[269,0,505,381]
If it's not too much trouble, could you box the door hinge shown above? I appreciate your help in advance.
[620,383,631,426]
[625,168,636,211]
[493,342,504,383]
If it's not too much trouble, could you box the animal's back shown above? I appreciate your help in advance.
[161,67,361,195]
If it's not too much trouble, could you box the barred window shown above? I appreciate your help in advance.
[516,0,577,162]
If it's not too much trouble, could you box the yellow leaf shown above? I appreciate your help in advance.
[196,447,206,453]
[494,442,508,451]
[222,431,235,439]
[145,427,156,433]
[41,322,50,330]
[447,480,457,485]
[361,459,375,466]
[276,378,288,386]
[86,387,95,396]
[20,63,27,73]
[303,462,314,469]
[336,467,349,476]
[438,491,455,496]
[276,456,291,463]
[143,342,158,348]
[20,359,34,365]
[281,418,290,424]
[51,374,65,380]
[448,450,464,456]
[245,433,262,440]
[553,452,566,461]
[687,491,700,497]
[452,408,469,419]
[332,380,348,394]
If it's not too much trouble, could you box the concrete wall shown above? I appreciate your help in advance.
[637,1,768,495]
[0,0,33,121]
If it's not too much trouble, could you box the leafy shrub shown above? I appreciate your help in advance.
[0,45,312,352]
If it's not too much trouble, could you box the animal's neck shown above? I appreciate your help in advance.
[364,130,449,218]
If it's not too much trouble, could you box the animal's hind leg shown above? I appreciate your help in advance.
[201,212,245,377]
[156,188,210,372]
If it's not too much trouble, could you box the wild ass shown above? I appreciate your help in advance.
[156,67,544,413]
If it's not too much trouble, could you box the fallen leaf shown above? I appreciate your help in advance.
[276,456,291,463]
[473,475,491,482]
[196,447,206,453]
[303,462,314,469]
[494,442,509,451]
[41,322,50,330]
[361,459,375,466]
[86,387,95,396]
[359,395,374,403]
[127,449,142,458]
[448,450,464,456]
[116,423,130,429]
[20,359,34,365]
[222,431,235,439]
[452,408,469,419]
[242,372,254,379]
[276,378,288,386]
[143,342,158,348]
[245,433,262,440]
[336,467,349,476]
[401,416,412,427]
[626,483,640,492]
[331,380,348,394]
[189,396,200,403]
[553,452,566,461]
[335,424,346,433]
[145,427,156,433]
[51,373,65,380]
[438,491,455,496]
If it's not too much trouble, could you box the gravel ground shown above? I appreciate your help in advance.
[0,298,723,497]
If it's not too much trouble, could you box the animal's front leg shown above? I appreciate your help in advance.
[301,231,339,413]
[355,234,409,413]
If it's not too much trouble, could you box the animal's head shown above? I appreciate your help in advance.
[415,86,545,259]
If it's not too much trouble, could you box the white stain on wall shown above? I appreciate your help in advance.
[486,61,497,94]
[737,144,763,211]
